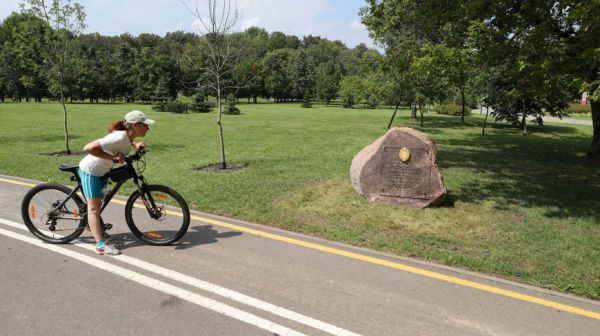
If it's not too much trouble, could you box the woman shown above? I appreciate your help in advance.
[79,110,155,255]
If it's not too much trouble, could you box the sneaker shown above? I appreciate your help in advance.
[95,240,120,255]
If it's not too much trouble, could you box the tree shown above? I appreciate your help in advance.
[381,47,416,128]
[21,0,86,154]
[262,49,295,102]
[190,90,212,112]
[362,0,600,159]
[289,49,316,102]
[411,47,449,127]
[433,45,473,124]
[338,75,364,108]
[0,13,48,102]
[315,61,341,106]
[185,0,241,169]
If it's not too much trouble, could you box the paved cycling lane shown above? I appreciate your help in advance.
[1,175,599,335]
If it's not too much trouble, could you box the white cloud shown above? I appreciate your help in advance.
[241,16,260,30]
[350,20,364,30]
[0,0,376,48]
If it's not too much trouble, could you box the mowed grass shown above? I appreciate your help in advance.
[1,101,599,300]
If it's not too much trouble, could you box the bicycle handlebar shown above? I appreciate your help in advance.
[126,147,148,163]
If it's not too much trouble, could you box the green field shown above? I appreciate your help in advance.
[1,101,599,300]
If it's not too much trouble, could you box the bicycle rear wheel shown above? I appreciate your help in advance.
[125,184,190,245]
[21,183,86,243]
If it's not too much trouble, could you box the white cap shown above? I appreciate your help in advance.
[124,110,155,125]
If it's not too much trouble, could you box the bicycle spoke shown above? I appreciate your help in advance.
[126,185,189,245]
[22,184,85,243]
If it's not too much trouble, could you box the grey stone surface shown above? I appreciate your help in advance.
[350,127,446,208]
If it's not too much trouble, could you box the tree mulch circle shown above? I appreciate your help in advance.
[41,150,86,157]
[194,163,248,173]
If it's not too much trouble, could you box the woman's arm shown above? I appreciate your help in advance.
[83,140,124,163]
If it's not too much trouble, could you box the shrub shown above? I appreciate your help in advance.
[565,103,591,114]
[152,101,166,112]
[224,94,240,115]
[190,93,212,113]
[434,103,471,116]
[301,95,313,108]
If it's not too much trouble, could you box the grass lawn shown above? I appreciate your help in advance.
[1,101,599,300]
[566,113,593,121]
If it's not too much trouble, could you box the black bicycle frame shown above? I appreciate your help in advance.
[72,163,159,219]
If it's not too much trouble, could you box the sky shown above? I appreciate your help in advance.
[0,0,377,49]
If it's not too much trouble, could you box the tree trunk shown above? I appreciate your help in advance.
[59,78,71,155]
[521,111,527,135]
[387,104,400,129]
[588,100,600,162]
[420,110,424,127]
[216,86,226,169]
[460,87,465,124]
[482,106,489,135]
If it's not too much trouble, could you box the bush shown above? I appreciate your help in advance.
[190,93,212,113]
[434,103,471,116]
[224,94,240,115]
[152,100,189,113]
[565,103,591,114]
[301,95,313,108]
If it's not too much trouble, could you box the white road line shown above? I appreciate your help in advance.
[0,225,306,336]
[0,218,362,336]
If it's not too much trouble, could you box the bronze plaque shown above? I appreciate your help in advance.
[380,146,431,198]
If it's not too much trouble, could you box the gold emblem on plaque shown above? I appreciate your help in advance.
[399,147,410,162]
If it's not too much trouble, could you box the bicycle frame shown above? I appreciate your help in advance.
[68,151,161,220]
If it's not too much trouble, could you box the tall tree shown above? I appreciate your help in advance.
[21,0,86,154]
[185,0,241,169]
[362,0,600,159]
[0,13,48,102]
[262,48,295,102]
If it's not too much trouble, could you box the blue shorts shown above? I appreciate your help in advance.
[79,170,108,199]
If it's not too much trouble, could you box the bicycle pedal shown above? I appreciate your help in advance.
[103,223,113,231]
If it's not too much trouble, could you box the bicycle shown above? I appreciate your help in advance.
[20,147,190,245]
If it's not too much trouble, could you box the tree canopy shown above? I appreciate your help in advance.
[361,0,600,160]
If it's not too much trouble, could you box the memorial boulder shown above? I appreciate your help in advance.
[350,127,445,208]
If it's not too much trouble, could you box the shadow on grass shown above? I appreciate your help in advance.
[436,129,599,220]
[394,115,582,136]
[0,134,83,144]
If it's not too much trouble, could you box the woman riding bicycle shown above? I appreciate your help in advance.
[79,110,154,255]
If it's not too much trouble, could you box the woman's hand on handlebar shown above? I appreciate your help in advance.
[132,141,145,149]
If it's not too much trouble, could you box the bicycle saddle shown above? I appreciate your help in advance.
[58,164,79,173]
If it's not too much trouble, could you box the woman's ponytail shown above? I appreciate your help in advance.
[108,120,127,133]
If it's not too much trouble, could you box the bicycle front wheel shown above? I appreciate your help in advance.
[125,184,190,245]
[21,183,86,244]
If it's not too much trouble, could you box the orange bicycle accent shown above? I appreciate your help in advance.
[148,232,162,238]
[31,206,36,219]
[154,193,168,199]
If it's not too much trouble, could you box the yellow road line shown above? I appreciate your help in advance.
[3,177,600,320]
[0,177,35,187]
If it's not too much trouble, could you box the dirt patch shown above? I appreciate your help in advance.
[194,163,248,172]
[41,150,86,156]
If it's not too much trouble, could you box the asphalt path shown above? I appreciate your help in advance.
[473,108,594,126]
[1,175,599,335]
